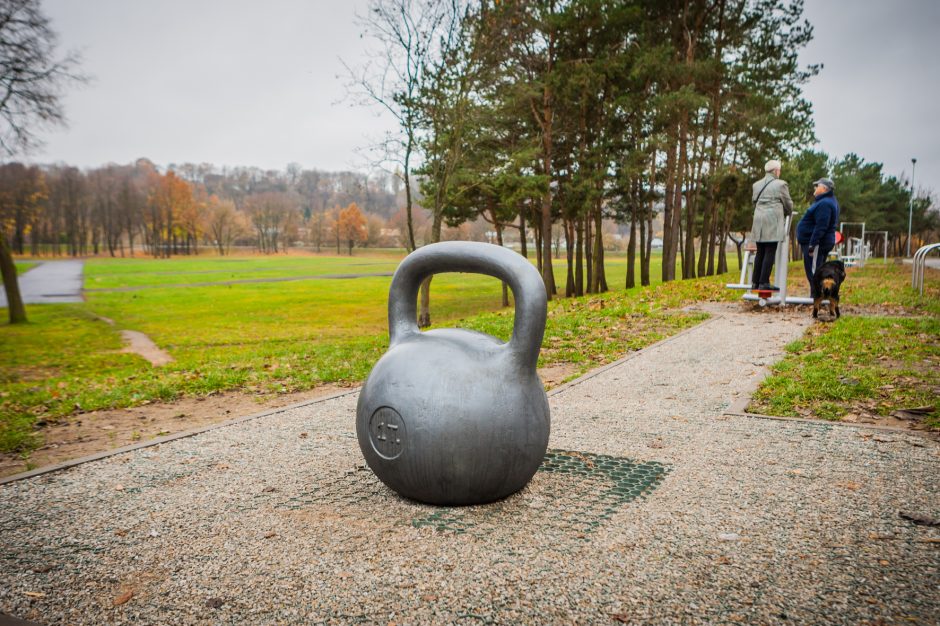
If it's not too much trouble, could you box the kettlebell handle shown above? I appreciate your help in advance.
[388,241,547,369]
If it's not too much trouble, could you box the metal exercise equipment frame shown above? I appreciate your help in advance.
[911,242,940,295]
[839,222,868,267]
[726,214,822,307]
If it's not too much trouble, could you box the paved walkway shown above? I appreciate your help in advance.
[0,261,84,306]
[1,307,937,624]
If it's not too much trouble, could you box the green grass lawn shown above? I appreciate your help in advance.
[749,261,940,428]
[83,253,405,289]
[13,261,38,275]
[750,316,940,428]
[0,250,734,454]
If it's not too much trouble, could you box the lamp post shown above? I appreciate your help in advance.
[907,157,917,257]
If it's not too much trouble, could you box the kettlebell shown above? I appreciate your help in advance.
[356,241,550,506]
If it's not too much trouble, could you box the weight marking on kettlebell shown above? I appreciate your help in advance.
[369,407,406,460]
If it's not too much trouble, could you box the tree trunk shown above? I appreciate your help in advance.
[698,195,712,277]
[538,21,557,300]
[564,218,575,297]
[575,216,584,297]
[518,204,528,258]
[403,141,417,253]
[639,209,649,286]
[677,207,685,274]
[495,221,509,307]
[706,202,717,276]
[585,211,593,293]
[676,112,691,279]
[418,208,445,327]
[626,195,637,289]
[0,236,27,324]
[534,208,543,273]
[592,199,607,293]
[661,138,678,282]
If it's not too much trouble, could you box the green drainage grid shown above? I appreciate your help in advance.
[412,450,671,535]
[275,450,671,537]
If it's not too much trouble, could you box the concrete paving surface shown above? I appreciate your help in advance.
[0,306,937,625]
[0,261,84,306]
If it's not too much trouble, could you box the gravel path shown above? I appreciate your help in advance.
[0,261,83,305]
[1,305,937,625]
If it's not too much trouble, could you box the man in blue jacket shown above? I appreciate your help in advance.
[796,177,840,289]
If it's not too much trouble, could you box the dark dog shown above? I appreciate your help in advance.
[812,259,846,319]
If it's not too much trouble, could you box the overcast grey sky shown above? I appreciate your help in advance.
[33,0,940,196]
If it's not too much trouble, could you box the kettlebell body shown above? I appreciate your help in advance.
[356,242,550,506]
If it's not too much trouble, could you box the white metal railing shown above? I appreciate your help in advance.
[911,243,940,295]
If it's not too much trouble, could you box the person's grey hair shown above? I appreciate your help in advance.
[764,159,782,173]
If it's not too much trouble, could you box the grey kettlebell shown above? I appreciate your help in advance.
[356,241,550,506]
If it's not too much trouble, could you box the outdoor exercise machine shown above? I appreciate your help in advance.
[839,222,869,267]
[726,214,821,307]
[911,242,940,295]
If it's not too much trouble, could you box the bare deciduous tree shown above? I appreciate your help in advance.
[0,0,84,323]
[0,0,85,156]
[203,196,243,255]
[344,0,454,253]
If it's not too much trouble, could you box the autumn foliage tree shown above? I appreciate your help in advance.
[202,195,244,255]
[146,171,193,257]
[337,202,367,255]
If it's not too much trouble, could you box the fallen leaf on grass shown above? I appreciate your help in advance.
[891,406,935,421]
[113,590,134,606]
[610,613,631,624]
[23,591,45,598]
[206,598,225,609]
[836,481,861,491]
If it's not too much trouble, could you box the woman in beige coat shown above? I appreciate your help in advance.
[750,159,794,290]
